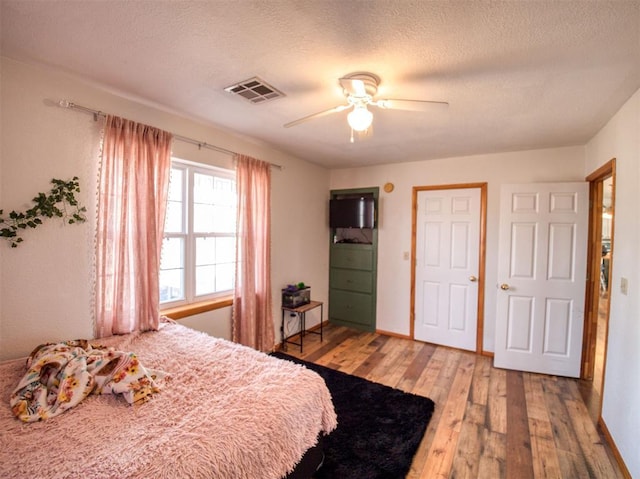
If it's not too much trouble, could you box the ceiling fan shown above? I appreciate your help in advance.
[283,72,448,139]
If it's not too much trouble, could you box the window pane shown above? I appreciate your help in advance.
[195,264,215,296]
[193,171,236,234]
[216,237,235,263]
[160,269,184,303]
[196,237,215,265]
[195,237,235,296]
[165,168,184,233]
[215,263,235,292]
[161,237,184,270]
[212,205,236,233]
[165,200,183,233]
[194,172,214,203]
[168,168,183,201]
[193,203,215,233]
[194,173,215,234]
[160,237,185,303]
[214,177,236,204]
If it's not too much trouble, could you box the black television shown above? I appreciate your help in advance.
[329,197,375,228]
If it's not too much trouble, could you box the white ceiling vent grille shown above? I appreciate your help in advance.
[224,77,285,104]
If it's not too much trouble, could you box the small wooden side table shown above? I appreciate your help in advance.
[281,300,323,353]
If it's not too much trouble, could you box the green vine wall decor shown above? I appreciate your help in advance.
[0,177,87,247]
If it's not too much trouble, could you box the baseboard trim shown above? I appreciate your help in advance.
[598,416,631,478]
[306,320,329,332]
[273,320,329,352]
[375,329,411,340]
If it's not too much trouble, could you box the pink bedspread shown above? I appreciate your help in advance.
[0,321,337,479]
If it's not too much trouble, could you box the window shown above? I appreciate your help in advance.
[159,159,236,306]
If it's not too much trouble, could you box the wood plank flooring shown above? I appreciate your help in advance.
[283,324,625,479]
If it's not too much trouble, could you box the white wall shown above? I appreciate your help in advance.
[330,147,585,352]
[0,57,329,359]
[1,59,99,360]
[178,308,232,339]
[585,88,640,478]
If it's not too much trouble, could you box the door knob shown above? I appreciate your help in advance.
[500,283,510,290]
[469,275,478,282]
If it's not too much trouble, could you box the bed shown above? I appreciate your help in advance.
[0,319,337,478]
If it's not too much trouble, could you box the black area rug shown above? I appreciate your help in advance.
[271,352,435,479]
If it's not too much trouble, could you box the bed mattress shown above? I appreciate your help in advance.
[0,320,337,478]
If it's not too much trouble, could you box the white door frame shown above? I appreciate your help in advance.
[410,183,487,354]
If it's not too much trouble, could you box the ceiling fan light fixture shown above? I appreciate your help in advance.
[347,105,373,131]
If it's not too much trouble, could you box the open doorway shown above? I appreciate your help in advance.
[580,159,615,421]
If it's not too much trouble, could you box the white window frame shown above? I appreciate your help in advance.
[160,158,236,308]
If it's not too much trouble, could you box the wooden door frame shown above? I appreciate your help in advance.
[410,182,488,354]
[581,159,616,382]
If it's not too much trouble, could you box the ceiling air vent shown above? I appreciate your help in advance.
[224,77,285,104]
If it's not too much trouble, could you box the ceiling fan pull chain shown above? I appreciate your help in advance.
[350,127,354,143]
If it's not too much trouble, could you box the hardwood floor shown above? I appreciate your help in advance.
[283,323,625,479]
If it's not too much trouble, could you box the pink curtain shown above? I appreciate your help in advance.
[95,115,173,338]
[232,154,274,351]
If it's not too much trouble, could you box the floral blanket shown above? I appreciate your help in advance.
[10,340,163,422]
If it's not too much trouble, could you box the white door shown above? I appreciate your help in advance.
[494,183,588,377]
[414,188,481,351]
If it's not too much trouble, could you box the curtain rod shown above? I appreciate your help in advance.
[56,99,283,170]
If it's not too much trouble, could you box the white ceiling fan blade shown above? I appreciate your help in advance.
[373,99,449,112]
[339,78,367,97]
[283,104,350,128]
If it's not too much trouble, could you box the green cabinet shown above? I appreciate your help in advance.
[328,288,374,327]
[329,267,373,293]
[329,188,378,332]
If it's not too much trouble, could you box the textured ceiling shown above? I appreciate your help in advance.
[2,0,640,168]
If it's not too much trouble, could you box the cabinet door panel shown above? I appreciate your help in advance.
[330,268,372,293]
[330,247,373,270]
[329,290,373,326]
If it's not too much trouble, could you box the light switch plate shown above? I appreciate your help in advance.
[621,277,628,295]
